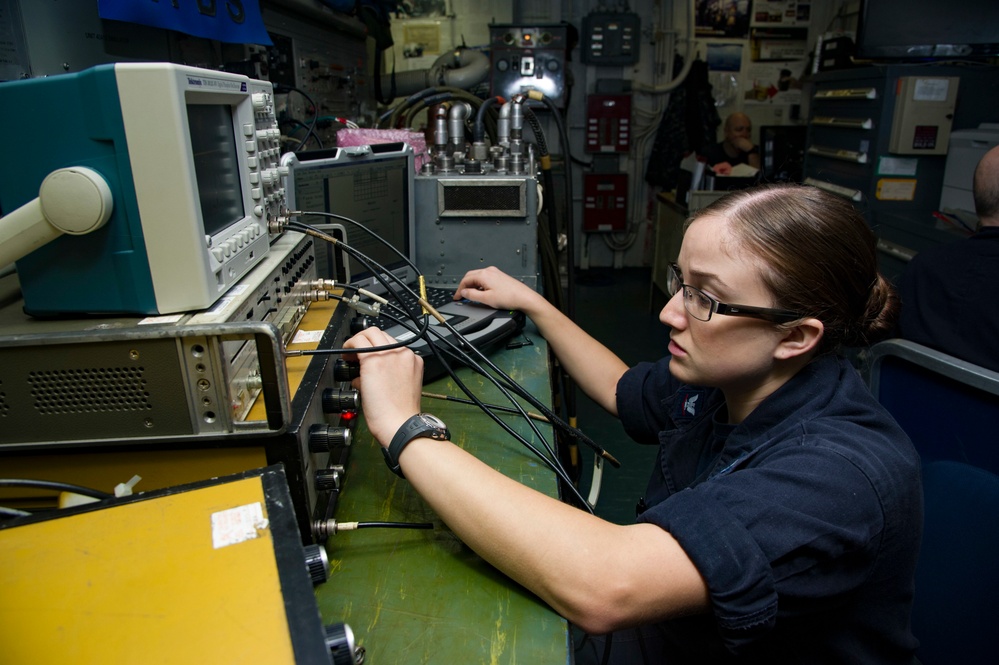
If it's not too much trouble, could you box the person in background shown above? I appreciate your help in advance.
[344,184,922,664]
[699,111,760,175]
[898,143,999,373]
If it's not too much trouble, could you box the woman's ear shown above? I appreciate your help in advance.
[775,318,824,360]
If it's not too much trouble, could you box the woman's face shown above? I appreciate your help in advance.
[660,213,787,395]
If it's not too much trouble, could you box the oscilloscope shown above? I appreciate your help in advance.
[0,63,287,316]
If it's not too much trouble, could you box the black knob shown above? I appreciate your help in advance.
[350,315,372,336]
[314,467,342,492]
[303,543,330,585]
[334,359,360,381]
[324,623,357,665]
[322,387,360,414]
[309,424,352,453]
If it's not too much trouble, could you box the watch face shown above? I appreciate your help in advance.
[419,413,447,430]
[417,413,449,440]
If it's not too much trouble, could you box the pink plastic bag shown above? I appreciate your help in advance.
[336,128,428,169]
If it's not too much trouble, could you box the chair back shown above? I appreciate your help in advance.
[867,339,999,665]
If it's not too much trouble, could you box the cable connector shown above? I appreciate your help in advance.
[269,216,290,234]
[346,295,381,317]
[304,289,331,302]
[306,279,338,291]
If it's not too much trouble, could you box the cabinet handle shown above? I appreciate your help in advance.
[807,145,868,164]
[814,87,877,100]
[876,239,915,263]
[813,116,874,130]
[804,177,863,202]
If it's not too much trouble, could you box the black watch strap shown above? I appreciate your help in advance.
[382,413,450,478]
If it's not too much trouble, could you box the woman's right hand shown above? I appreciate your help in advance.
[454,266,545,314]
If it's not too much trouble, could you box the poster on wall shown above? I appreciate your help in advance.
[743,60,807,105]
[750,0,811,27]
[696,0,751,38]
[706,42,744,71]
[750,27,808,61]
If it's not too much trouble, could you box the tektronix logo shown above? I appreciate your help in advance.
[187,77,204,86]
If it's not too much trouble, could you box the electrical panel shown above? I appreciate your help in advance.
[581,12,640,66]
[889,76,960,155]
[585,94,632,153]
[583,173,628,232]
[489,23,570,107]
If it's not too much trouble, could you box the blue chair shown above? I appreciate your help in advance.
[867,339,999,665]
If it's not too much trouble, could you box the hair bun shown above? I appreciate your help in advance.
[847,274,899,347]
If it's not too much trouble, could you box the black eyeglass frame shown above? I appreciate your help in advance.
[666,263,803,324]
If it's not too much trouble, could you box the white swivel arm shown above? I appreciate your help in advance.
[0,167,113,267]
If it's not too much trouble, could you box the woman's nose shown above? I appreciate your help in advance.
[660,291,686,328]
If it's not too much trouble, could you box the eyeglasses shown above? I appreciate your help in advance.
[666,263,802,323]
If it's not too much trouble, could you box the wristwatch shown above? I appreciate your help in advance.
[383,413,450,478]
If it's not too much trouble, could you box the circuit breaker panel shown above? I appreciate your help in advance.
[581,12,640,66]
[585,94,632,153]
[583,173,628,232]
[888,76,960,155]
[489,23,570,107]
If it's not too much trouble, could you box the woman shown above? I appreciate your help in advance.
[344,184,922,663]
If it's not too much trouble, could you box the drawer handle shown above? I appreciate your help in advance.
[814,87,877,100]
[804,177,863,202]
[876,239,915,263]
[813,116,874,130]
[807,145,868,164]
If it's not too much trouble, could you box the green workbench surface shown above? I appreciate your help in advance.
[316,326,571,663]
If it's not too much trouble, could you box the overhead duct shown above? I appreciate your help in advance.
[388,47,490,98]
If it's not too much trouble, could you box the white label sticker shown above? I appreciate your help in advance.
[137,314,185,325]
[878,156,919,176]
[211,502,269,549]
[292,329,325,344]
[913,78,950,102]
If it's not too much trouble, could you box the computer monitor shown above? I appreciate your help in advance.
[759,125,807,184]
[283,143,416,296]
[0,63,285,316]
[856,0,999,59]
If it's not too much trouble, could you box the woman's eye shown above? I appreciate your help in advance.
[694,292,713,309]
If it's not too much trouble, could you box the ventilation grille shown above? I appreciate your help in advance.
[29,368,152,415]
[0,380,7,417]
[442,184,523,213]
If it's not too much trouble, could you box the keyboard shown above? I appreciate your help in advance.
[370,285,456,330]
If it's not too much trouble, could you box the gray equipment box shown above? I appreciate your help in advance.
[414,172,541,292]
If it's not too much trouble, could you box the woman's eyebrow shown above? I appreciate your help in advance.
[682,266,731,290]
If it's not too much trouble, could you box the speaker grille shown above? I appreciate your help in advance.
[444,184,523,214]
[28,368,152,415]
[0,380,8,417]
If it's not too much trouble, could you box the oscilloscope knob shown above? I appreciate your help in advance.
[303,543,330,585]
[333,359,360,381]
[309,425,352,453]
[314,467,343,492]
[324,623,359,665]
[251,92,269,110]
[322,387,360,414]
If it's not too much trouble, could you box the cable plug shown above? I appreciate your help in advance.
[346,295,381,317]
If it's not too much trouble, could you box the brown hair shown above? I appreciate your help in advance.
[694,183,898,353]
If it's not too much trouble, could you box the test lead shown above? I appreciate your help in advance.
[312,519,434,540]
